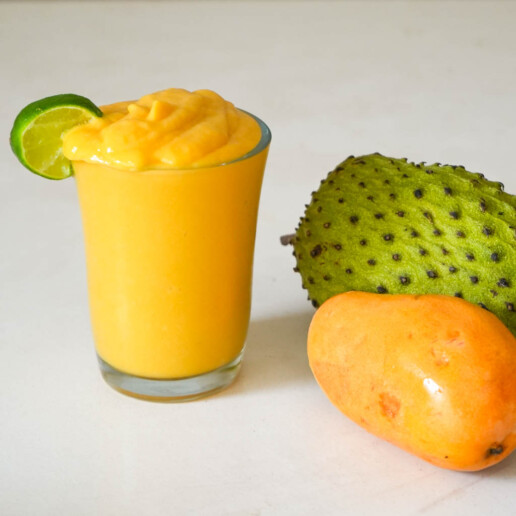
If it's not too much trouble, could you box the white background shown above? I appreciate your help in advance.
[1,1,516,515]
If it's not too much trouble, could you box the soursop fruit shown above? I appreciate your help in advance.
[292,153,516,335]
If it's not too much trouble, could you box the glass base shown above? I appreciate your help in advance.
[97,350,243,402]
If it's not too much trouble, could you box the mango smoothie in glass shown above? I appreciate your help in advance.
[61,88,271,401]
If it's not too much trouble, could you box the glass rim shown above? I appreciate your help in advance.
[73,110,271,174]
[222,110,272,166]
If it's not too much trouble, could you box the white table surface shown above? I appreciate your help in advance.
[1,1,516,514]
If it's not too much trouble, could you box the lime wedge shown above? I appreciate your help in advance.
[10,94,102,180]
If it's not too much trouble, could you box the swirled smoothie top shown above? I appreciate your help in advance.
[62,88,262,170]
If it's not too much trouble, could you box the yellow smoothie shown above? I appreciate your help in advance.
[63,88,270,381]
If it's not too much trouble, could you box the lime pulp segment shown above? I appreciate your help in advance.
[10,94,102,180]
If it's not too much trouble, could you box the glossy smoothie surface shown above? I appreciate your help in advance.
[63,88,262,170]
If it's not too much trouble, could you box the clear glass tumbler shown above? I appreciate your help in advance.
[74,114,271,401]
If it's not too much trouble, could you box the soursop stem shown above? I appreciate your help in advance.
[280,233,296,246]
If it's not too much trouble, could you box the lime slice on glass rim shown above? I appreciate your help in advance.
[10,94,102,180]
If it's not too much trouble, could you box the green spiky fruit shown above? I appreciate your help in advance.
[292,153,516,334]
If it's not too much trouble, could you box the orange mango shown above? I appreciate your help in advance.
[308,292,516,471]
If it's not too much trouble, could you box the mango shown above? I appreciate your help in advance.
[308,292,516,471]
